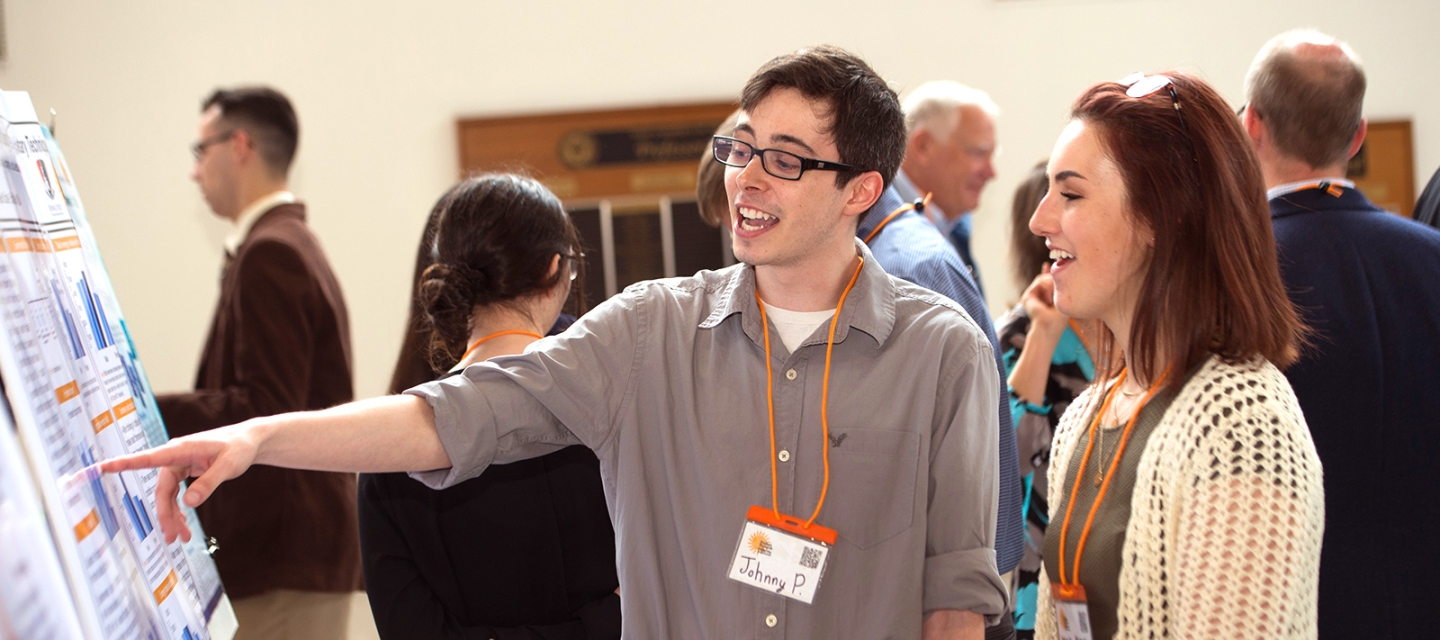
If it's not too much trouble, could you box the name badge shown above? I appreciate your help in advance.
[728,505,836,604]
[1051,583,1094,640]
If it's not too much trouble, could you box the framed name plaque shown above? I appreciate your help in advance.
[457,102,738,302]
[1347,119,1414,219]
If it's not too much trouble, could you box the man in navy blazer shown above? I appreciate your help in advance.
[1244,29,1440,639]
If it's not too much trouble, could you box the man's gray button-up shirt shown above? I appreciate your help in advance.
[408,240,1006,638]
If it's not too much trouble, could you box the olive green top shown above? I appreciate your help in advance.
[1042,380,1179,640]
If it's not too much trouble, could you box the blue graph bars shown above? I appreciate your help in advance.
[77,274,111,350]
[50,279,84,359]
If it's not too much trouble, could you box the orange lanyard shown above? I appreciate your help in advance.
[1286,181,1345,198]
[862,193,933,244]
[459,329,543,362]
[1056,367,1168,585]
[755,255,865,529]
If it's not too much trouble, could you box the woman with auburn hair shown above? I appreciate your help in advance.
[1031,73,1323,639]
[359,174,620,639]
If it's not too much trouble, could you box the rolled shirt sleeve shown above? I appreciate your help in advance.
[923,324,1006,619]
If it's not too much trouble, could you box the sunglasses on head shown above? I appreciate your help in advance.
[1118,72,1199,165]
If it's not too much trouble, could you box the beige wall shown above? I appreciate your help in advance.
[1,0,1434,402]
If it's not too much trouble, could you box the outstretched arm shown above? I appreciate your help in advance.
[101,394,447,543]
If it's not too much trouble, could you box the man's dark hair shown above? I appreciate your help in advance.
[202,86,300,176]
[740,46,906,188]
[1244,31,1366,169]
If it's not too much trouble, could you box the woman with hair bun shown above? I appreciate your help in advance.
[1030,73,1323,639]
[359,174,619,639]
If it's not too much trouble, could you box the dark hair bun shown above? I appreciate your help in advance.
[419,263,485,366]
[415,173,584,370]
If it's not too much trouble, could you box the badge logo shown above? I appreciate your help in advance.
[747,531,773,556]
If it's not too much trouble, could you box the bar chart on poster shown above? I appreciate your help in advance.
[0,91,235,640]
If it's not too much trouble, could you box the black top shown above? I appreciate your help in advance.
[359,373,619,639]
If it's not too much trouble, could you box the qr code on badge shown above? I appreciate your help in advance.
[799,546,822,569]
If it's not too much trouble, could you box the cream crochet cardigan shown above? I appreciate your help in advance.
[1036,355,1324,639]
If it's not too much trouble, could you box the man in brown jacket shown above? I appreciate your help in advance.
[157,86,361,640]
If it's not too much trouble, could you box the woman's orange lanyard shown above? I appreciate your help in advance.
[1055,366,1168,585]
[861,193,933,244]
[459,329,543,362]
[754,255,864,528]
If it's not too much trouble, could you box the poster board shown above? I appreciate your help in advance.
[0,91,234,640]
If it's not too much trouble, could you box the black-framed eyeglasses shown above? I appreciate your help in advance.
[1118,73,1199,165]
[561,252,583,282]
[711,135,859,181]
[190,130,235,161]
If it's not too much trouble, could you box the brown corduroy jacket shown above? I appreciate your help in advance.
[156,203,363,599]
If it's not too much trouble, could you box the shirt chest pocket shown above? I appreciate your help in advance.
[824,429,921,549]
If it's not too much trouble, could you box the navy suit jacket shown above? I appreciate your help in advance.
[1271,186,1440,639]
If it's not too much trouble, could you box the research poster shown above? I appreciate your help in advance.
[0,91,235,640]
[0,396,87,640]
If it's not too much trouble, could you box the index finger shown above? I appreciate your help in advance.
[100,441,210,478]
[101,442,200,474]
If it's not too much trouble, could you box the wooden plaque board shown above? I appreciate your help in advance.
[1347,119,1414,218]
[457,102,738,201]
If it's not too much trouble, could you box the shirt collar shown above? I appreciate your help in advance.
[892,169,922,203]
[1266,178,1354,201]
[892,168,961,236]
[699,239,895,351]
[224,190,296,255]
[857,185,911,240]
[893,168,957,235]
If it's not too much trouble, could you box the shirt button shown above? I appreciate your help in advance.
[785,369,797,380]
[765,613,778,627]
[778,450,790,462]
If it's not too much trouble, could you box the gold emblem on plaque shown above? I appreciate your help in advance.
[558,131,598,169]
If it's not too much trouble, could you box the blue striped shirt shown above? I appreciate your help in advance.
[858,185,1023,574]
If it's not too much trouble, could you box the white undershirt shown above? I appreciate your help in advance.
[224,190,296,255]
[763,304,836,353]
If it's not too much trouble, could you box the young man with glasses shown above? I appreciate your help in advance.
[159,86,361,640]
[715,81,1023,640]
[108,49,1006,639]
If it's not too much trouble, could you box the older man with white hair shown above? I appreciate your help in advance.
[894,82,1000,296]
